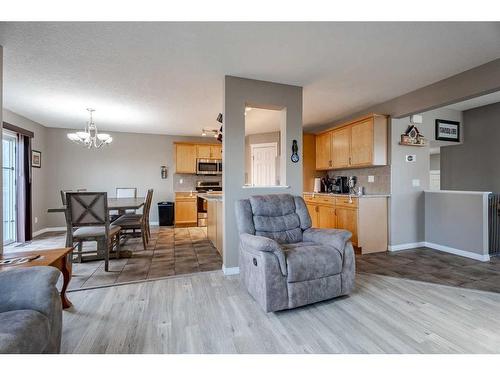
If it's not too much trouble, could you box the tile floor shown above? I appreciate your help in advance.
[5,226,222,290]
[356,247,500,293]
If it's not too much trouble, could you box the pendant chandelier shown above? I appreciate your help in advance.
[67,108,112,148]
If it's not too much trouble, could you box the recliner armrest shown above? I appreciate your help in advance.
[239,233,287,276]
[303,228,352,252]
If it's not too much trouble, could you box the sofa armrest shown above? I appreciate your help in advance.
[303,228,352,252]
[240,233,287,276]
[0,266,62,317]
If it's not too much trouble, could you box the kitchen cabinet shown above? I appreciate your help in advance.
[175,143,197,173]
[318,205,336,229]
[315,114,387,170]
[175,142,223,174]
[197,144,212,159]
[335,206,358,245]
[211,145,222,159]
[315,131,332,170]
[331,127,351,169]
[350,118,373,167]
[174,192,197,226]
[206,198,223,255]
[303,193,387,252]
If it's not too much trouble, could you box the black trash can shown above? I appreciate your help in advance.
[158,201,174,226]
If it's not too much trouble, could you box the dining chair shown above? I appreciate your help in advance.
[113,189,153,250]
[60,189,87,205]
[65,192,121,271]
[116,187,137,214]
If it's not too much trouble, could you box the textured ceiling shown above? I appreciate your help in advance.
[1,22,499,135]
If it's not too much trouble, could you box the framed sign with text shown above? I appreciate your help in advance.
[435,119,460,142]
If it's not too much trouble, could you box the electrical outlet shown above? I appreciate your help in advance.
[368,175,375,183]
[35,217,38,224]
[412,179,420,187]
[179,178,183,184]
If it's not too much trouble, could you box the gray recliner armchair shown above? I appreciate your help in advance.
[0,266,62,353]
[235,194,355,312]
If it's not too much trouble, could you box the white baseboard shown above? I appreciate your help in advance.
[388,241,490,262]
[388,242,426,251]
[33,227,67,237]
[423,242,490,262]
[222,265,240,275]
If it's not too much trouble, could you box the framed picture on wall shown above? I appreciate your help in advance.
[435,119,460,142]
[32,150,41,168]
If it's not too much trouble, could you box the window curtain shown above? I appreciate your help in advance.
[16,134,32,242]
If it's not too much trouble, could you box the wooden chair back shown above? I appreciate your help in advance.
[66,192,109,228]
[61,189,87,205]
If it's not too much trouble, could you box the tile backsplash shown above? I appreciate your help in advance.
[173,174,222,192]
[326,165,391,195]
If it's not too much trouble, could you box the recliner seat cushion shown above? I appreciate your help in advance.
[282,242,343,282]
[0,310,50,354]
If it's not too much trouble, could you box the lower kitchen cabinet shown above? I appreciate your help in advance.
[207,198,223,255]
[303,193,387,253]
[174,192,197,226]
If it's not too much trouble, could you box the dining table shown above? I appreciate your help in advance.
[47,196,146,257]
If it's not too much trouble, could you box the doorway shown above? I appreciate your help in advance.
[3,130,17,245]
[250,142,278,186]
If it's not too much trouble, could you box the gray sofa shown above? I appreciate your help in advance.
[235,194,355,312]
[0,266,62,353]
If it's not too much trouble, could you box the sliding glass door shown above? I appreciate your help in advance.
[3,131,17,245]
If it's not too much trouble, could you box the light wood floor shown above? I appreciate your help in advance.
[62,271,500,353]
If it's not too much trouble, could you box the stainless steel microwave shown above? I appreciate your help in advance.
[196,158,222,175]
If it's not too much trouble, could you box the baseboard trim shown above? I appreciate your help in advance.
[423,242,490,262]
[388,242,426,251]
[388,241,490,262]
[33,227,67,237]
[222,266,240,275]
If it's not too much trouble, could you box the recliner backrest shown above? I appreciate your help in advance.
[235,194,312,244]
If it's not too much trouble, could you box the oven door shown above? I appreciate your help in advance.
[196,159,220,175]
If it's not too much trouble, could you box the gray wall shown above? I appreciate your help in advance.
[390,107,462,247]
[430,154,440,171]
[223,76,303,269]
[244,131,281,185]
[2,109,49,233]
[441,101,500,191]
[44,127,214,227]
[425,191,489,259]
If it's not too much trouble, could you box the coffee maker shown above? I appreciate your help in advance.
[332,176,350,194]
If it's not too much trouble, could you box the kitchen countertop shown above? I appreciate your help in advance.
[303,192,390,198]
[198,193,223,201]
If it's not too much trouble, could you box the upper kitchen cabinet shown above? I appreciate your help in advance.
[315,114,387,170]
[331,126,351,169]
[175,143,197,173]
[315,131,332,170]
[210,144,222,159]
[196,144,212,159]
[196,144,222,159]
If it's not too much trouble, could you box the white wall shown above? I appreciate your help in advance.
[223,76,303,269]
[2,109,49,233]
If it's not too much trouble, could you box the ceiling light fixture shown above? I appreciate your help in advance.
[67,109,112,149]
[201,128,218,137]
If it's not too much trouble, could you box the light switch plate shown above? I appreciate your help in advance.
[368,175,375,183]
[412,179,420,187]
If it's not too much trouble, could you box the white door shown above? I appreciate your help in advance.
[251,143,277,186]
[2,131,17,245]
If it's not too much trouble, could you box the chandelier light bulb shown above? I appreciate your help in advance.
[67,109,113,149]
